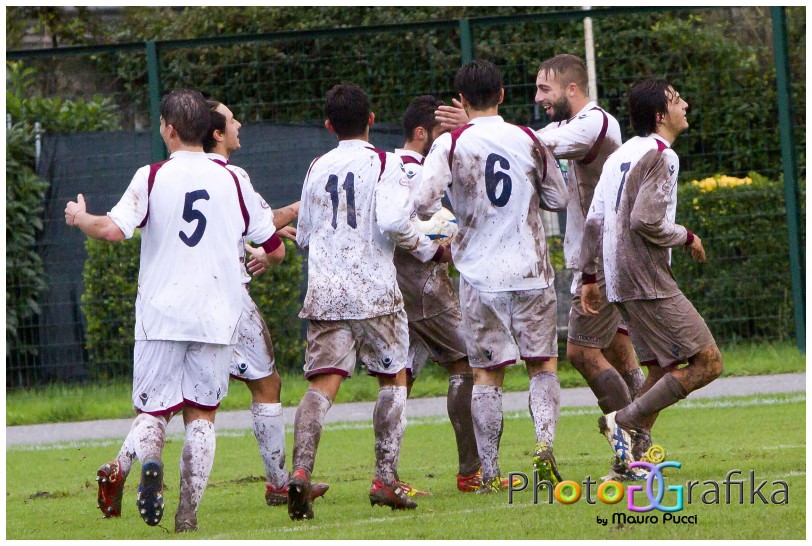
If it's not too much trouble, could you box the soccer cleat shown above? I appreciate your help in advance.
[265,481,330,506]
[475,475,504,495]
[532,443,563,485]
[174,513,198,533]
[598,412,635,468]
[96,460,126,518]
[136,459,164,527]
[369,479,418,510]
[601,458,650,482]
[396,479,432,497]
[457,469,523,493]
[287,468,314,520]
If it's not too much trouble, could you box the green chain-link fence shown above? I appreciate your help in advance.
[6,6,805,387]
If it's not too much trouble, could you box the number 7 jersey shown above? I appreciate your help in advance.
[297,139,436,320]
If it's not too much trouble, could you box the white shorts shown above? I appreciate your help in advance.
[230,287,275,382]
[133,339,233,415]
[459,278,558,369]
[303,310,409,378]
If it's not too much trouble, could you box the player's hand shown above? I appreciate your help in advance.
[580,282,603,316]
[65,193,86,226]
[688,235,706,263]
[277,225,297,241]
[245,242,269,276]
[434,97,468,131]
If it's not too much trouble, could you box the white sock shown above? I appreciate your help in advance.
[119,413,166,476]
[471,384,503,480]
[373,386,407,484]
[252,402,288,488]
[529,372,560,448]
[177,419,216,520]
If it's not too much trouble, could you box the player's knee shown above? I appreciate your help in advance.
[705,346,724,380]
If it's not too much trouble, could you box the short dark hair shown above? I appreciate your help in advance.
[454,60,503,110]
[629,79,674,137]
[402,95,443,141]
[159,89,210,145]
[538,54,588,93]
[202,99,225,153]
[325,83,370,139]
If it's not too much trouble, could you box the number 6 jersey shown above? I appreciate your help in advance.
[297,139,438,321]
[414,116,568,292]
[108,150,277,344]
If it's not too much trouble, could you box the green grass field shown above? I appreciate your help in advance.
[6,392,804,539]
[6,341,804,426]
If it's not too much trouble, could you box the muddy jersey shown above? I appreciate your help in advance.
[537,102,621,269]
[207,152,277,285]
[415,115,567,292]
[108,150,277,344]
[297,139,438,320]
[392,148,458,320]
[580,134,690,302]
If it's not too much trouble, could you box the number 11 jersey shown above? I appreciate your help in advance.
[297,139,435,321]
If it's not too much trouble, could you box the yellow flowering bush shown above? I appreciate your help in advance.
[689,174,753,192]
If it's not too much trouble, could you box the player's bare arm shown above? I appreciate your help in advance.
[272,200,300,229]
[65,193,125,241]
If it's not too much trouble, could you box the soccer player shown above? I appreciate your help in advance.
[435,55,648,478]
[287,83,446,520]
[65,89,283,532]
[414,60,568,492]
[202,99,329,507]
[392,95,482,494]
[579,79,723,472]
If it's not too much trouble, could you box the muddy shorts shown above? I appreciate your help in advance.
[406,305,468,378]
[617,293,716,367]
[568,271,628,349]
[304,309,409,378]
[133,340,233,415]
[230,286,275,382]
[459,278,558,369]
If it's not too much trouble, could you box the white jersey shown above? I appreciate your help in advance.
[297,139,437,320]
[108,150,276,344]
[582,134,686,302]
[207,152,277,285]
[414,115,567,292]
[537,101,621,269]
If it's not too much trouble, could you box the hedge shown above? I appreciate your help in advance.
[81,236,306,378]
[673,173,803,342]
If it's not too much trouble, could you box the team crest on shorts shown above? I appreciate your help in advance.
[139,392,149,404]
[382,356,392,369]
[238,362,248,374]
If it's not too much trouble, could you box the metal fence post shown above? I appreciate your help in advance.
[146,40,165,162]
[771,7,805,353]
[459,18,473,64]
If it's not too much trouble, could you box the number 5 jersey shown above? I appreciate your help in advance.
[297,139,438,321]
[108,150,277,344]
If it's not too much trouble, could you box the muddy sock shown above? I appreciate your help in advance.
[622,368,646,400]
[587,368,632,414]
[252,402,288,488]
[448,373,479,475]
[528,372,560,448]
[126,413,166,475]
[292,390,332,474]
[471,384,503,479]
[617,373,687,430]
[176,419,215,523]
[373,386,407,484]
